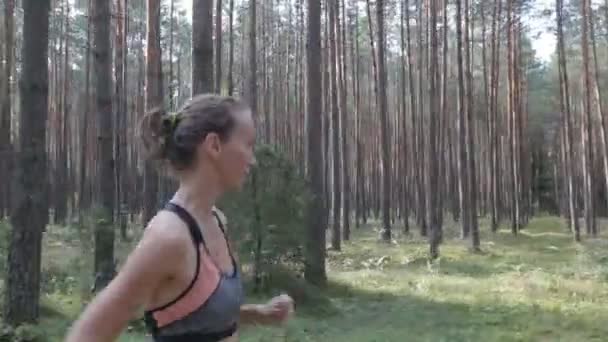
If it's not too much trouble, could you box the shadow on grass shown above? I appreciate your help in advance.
[269,279,607,342]
[236,276,608,342]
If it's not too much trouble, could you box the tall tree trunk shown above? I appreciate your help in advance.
[416,0,427,236]
[580,0,596,236]
[80,0,93,215]
[93,0,116,291]
[305,0,327,287]
[589,5,608,220]
[193,0,214,95]
[215,0,223,93]
[0,0,15,218]
[329,0,341,250]
[143,0,163,225]
[169,0,175,108]
[428,0,441,258]
[228,0,234,96]
[405,0,420,234]
[340,0,351,242]
[507,0,520,235]
[464,0,480,250]
[455,0,470,239]
[248,0,257,120]
[4,0,50,324]
[489,0,502,232]
[377,0,391,241]
[115,0,127,239]
[399,0,410,234]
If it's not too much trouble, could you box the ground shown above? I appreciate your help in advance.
[25,216,608,341]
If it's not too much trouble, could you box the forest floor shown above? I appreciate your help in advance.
[20,216,608,341]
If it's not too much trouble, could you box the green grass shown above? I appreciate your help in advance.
[34,216,608,341]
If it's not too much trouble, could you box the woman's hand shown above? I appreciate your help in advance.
[240,294,295,326]
[260,294,295,324]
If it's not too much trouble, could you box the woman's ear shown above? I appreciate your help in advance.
[202,132,222,159]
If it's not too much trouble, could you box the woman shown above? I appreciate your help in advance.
[66,94,294,342]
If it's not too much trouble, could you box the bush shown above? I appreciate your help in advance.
[219,145,312,291]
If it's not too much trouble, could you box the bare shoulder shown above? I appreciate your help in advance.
[141,210,192,250]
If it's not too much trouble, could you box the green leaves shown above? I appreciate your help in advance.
[220,144,311,284]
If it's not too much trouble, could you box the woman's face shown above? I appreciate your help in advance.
[208,109,256,191]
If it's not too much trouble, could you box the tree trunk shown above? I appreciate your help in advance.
[115,0,127,239]
[455,0,470,239]
[377,0,391,241]
[489,0,502,232]
[169,0,175,108]
[93,0,116,291]
[399,0,410,234]
[215,0,223,93]
[248,0,257,119]
[580,0,596,236]
[228,0,234,96]
[590,5,608,222]
[464,0,480,250]
[304,0,327,287]
[0,0,15,218]
[329,0,341,250]
[340,0,351,242]
[428,0,441,258]
[79,0,93,215]
[5,0,50,324]
[193,0,214,95]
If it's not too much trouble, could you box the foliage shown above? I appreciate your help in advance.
[0,323,44,342]
[219,144,312,289]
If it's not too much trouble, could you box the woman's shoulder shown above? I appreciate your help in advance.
[141,210,193,251]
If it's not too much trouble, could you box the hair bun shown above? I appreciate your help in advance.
[139,107,170,160]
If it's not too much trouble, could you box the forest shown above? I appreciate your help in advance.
[0,0,608,340]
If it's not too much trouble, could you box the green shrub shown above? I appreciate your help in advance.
[219,145,312,291]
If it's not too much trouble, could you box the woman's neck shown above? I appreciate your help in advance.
[172,170,222,216]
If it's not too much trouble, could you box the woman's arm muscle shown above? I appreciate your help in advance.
[65,214,187,342]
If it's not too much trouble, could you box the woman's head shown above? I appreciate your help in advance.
[140,94,256,191]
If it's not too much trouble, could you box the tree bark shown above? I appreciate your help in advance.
[589,5,608,220]
[329,0,341,250]
[428,0,441,258]
[143,0,163,225]
[580,0,596,236]
[0,0,15,218]
[248,0,257,120]
[464,0,480,250]
[5,0,50,324]
[304,0,327,287]
[193,0,214,95]
[455,0,470,239]
[228,0,234,96]
[93,0,116,291]
[376,0,391,241]
[340,0,351,242]
[215,0,223,93]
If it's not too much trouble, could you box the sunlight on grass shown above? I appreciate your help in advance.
[38,216,608,341]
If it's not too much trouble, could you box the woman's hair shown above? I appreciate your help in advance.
[139,93,249,171]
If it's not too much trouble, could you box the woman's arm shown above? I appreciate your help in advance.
[239,304,274,325]
[65,214,187,342]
